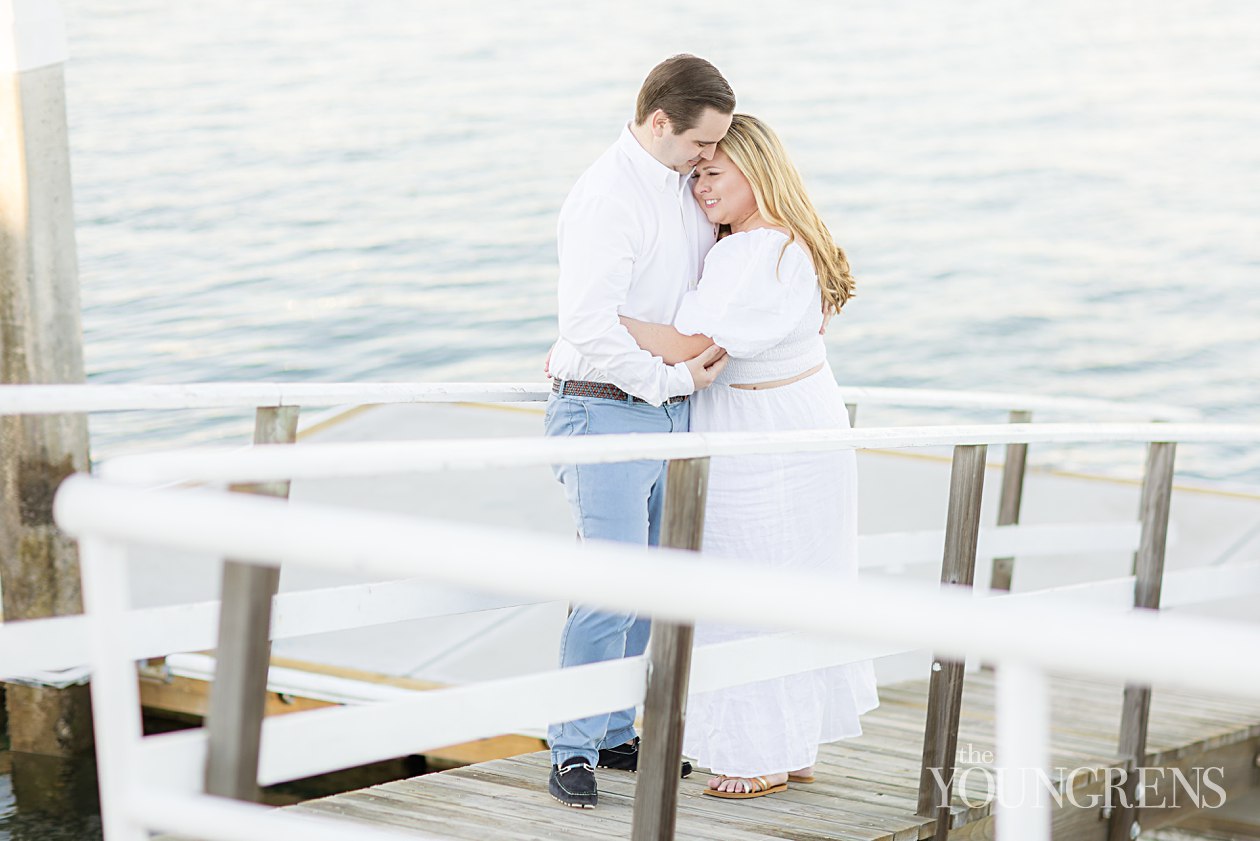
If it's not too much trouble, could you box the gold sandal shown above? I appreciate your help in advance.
[703,775,789,799]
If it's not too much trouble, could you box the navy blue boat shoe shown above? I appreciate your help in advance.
[598,737,693,778]
[550,757,597,809]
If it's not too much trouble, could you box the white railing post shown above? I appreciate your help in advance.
[203,406,300,801]
[918,443,988,839]
[632,457,709,841]
[995,660,1051,841]
[78,536,148,841]
[990,409,1032,592]
[1109,441,1176,841]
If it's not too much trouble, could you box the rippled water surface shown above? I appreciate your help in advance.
[0,752,101,841]
[62,1,1260,482]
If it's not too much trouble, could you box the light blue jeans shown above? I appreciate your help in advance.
[544,388,690,767]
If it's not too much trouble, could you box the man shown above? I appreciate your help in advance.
[544,54,735,809]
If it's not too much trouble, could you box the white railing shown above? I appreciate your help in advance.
[0,380,1234,839]
[0,380,1202,419]
[47,421,1260,841]
[0,381,1198,690]
[92,421,1247,483]
[1,517,1185,684]
[0,382,549,414]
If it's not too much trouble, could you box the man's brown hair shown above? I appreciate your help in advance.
[634,54,735,133]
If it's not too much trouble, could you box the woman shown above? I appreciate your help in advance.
[620,114,878,799]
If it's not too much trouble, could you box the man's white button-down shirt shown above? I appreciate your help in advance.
[548,125,717,407]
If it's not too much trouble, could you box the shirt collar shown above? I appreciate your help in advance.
[618,123,686,194]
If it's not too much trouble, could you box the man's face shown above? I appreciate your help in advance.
[652,108,733,174]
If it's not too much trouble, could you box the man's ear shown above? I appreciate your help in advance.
[650,109,670,138]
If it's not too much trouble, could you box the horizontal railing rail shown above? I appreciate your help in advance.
[0,382,548,414]
[0,577,541,683]
[0,380,1200,419]
[96,422,1259,484]
[8,550,1257,694]
[0,517,1164,682]
[132,791,438,841]
[858,520,1145,571]
[11,546,1255,690]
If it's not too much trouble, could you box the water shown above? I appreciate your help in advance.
[0,753,101,841]
[61,0,1260,485]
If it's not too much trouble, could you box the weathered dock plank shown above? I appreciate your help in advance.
[284,674,1260,840]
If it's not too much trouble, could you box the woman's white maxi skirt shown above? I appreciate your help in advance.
[682,364,879,777]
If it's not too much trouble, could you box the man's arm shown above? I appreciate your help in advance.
[619,316,717,365]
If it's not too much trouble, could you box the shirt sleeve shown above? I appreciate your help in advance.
[556,195,694,405]
[673,234,818,358]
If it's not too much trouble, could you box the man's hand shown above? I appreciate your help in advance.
[685,344,729,390]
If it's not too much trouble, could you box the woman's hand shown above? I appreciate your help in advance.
[685,344,728,390]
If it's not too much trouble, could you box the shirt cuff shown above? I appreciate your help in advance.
[670,361,696,398]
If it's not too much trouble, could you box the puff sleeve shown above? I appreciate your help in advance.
[673,231,818,358]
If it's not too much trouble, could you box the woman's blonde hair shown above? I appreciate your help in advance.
[717,113,854,314]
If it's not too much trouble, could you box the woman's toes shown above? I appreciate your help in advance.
[708,772,790,793]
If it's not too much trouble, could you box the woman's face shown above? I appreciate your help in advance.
[691,149,758,229]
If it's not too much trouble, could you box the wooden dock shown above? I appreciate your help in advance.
[285,670,1260,840]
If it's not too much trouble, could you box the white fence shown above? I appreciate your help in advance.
[0,381,1246,841]
[43,418,1260,841]
[0,380,1198,690]
[0,381,1203,419]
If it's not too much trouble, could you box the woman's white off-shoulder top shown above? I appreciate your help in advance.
[673,228,825,386]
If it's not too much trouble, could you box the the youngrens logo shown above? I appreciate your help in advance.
[932,746,1227,810]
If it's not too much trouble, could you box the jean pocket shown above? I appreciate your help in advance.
[545,395,590,438]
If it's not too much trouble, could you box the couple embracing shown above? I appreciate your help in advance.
[544,54,879,809]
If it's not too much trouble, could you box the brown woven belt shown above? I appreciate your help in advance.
[552,379,688,405]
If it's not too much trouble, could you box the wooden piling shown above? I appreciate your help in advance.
[0,2,93,757]
[989,409,1031,592]
[917,444,987,840]
[203,406,300,801]
[631,457,709,841]
[1109,441,1176,841]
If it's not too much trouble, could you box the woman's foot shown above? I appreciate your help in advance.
[707,772,788,795]
[787,765,816,783]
